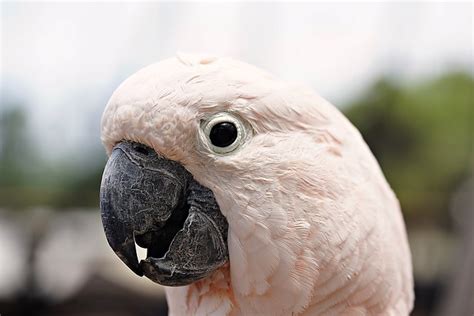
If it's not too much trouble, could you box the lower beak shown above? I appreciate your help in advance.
[100,141,228,286]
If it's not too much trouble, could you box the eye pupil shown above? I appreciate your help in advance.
[209,122,238,147]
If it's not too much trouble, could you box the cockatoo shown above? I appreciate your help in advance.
[99,54,414,315]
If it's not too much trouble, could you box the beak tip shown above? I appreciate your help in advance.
[104,229,144,277]
[130,263,144,277]
[114,248,144,277]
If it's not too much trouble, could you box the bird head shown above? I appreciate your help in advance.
[100,54,413,314]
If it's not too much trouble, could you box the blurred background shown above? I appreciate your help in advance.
[1,2,472,316]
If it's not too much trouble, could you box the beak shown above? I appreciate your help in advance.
[100,141,228,286]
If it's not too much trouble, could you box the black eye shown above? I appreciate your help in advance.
[209,122,238,147]
[202,113,247,154]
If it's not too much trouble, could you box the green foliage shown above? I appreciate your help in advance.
[0,107,106,210]
[0,107,32,187]
[344,72,473,224]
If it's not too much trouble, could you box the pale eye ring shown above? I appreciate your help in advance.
[201,113,246,154]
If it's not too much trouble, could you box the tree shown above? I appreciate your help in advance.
[344,72,473,224]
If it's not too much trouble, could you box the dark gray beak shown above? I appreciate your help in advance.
[100,141,228,286]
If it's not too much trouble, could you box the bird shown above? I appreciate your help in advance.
[99,54,414,315]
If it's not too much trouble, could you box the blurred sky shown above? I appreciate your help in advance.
[1,2,472,162]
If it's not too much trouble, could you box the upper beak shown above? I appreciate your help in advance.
[100,141,228,286]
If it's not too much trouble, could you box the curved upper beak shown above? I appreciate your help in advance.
[100,141,228,286]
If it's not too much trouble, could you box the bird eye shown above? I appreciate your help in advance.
[201,113,247,154]
[209,122,238,147]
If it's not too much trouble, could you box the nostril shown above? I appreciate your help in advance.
[134,144,149,156]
